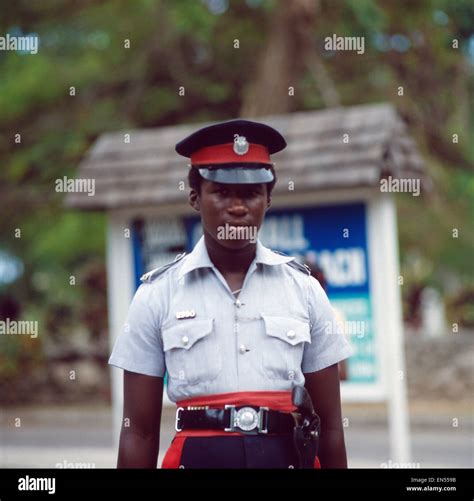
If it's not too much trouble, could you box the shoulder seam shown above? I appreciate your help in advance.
[285,260,311,276]
[271,250,311,276]
[140,252,187,283]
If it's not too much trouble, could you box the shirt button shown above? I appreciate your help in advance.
[239,344,246,354]
[235,300,242,308]
[182,336,189,346]
[287,330,296,339]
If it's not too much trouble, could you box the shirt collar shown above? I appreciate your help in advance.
[255,238,295,266]
[178,235,294,279]
[178,236,214,279]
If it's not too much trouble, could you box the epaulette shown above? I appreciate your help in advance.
[271,250,311,276]
[140,252,187,283]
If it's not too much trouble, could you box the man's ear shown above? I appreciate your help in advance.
[189,189,200,212]
[266,196,272,210]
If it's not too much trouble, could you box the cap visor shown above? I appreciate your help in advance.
[198,167,274,184]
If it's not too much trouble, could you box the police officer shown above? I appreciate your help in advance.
[109,119,353,469]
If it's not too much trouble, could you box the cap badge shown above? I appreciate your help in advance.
[233,135,249,156]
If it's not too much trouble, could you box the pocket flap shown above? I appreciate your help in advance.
[162,318,214,351]
[262,315,311,346]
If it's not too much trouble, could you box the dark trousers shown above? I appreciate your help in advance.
[178,434,299,469]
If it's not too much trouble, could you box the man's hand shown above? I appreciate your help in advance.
[304,363,348,468]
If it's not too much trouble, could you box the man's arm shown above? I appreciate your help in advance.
[117,370,164,468]
[304,363,348,468]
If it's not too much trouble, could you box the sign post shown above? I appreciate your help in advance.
[369,194,411,464]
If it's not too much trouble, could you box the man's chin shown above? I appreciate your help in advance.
[213,237,257,250]
[220,239,254,249]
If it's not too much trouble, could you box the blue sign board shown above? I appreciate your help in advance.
[133,202,377,385]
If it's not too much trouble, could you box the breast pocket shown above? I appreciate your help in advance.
[162,318,221,385]
[261,315,311,381]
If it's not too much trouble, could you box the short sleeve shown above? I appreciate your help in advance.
[301,276,353,374]
[108,283,165,377]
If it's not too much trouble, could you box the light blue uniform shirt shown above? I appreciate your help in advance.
[109,236,353,402]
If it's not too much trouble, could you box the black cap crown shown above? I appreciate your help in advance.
[175,119,286,184]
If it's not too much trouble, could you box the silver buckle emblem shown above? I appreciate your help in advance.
[235,407,258,431]
[233,135,249,156]
[225,405,268,434]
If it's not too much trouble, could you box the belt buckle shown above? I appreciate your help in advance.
[175,407,184,432]
[225,405,269,434]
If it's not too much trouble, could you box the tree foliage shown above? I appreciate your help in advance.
[0,0,473,380]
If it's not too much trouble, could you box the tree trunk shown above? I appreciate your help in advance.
[240,0,339,117]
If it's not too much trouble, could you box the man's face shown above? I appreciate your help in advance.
[189,180,271,249]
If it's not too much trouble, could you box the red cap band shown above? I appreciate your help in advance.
[191,143,271,165]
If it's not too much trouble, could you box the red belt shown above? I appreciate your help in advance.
[161,391,321,468]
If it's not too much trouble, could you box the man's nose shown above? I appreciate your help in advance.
[227,196,248,216]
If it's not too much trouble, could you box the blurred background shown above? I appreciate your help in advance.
[0,0,473,468]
